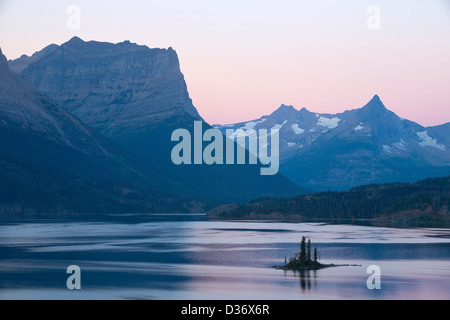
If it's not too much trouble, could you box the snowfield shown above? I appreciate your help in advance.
[417,131,446,151]
[291,123,305,135]
[318,116,341,129]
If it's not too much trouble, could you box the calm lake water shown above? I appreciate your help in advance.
[0,214,449,300]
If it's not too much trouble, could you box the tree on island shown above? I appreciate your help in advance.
[307,239,312,265]
[277,236,361,270]
[300,236,307,263]
[314,248,318,264]
[285,236,321,268]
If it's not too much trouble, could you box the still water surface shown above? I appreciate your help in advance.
[0,214,449,300]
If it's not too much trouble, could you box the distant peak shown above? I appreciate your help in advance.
[62,36,85,49]
[279,104,297,111]
[299,107,312,114]
[362,94,387,111]
[371,94,381,103]
[68,36,84,43]
[270,104,298,118]
[120,40,136,46]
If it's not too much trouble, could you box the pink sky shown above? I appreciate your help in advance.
[0,0,449,127]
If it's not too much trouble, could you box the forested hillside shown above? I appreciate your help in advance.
[213,177,450,223]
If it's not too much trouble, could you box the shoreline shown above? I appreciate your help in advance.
[208,215,450,229]
[273,264,362,271]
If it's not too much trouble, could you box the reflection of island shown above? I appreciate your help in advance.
[274,236,361,271]
[286,269,317,291]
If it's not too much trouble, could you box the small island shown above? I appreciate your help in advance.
[274,236,361,271]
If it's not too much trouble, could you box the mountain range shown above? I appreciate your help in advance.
[2,37,304,214]
[2,37,449,214]
[215,96,450,191]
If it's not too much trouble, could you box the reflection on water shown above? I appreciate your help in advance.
[283,270,318,291]
[0,214,449,300]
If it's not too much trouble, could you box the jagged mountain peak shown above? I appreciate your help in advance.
[371,94,381,102]
[274,104,297,112]
[279,104,296,110]
[270,104,298,118]
[299,107,311,113]
[360,94,388,113]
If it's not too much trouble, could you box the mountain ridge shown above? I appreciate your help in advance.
[216,95,450,191]
[8,38,306,203]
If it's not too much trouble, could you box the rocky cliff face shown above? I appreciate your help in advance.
[16,37,201,135]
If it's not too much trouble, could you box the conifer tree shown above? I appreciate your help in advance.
[307,239,312,264]
[300,236,306,263]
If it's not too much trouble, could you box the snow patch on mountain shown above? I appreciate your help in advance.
[224,118,275,148]
[228,129,254,140]
[287,142,296,148]
[238,118,267,131]
[393,139,408,151]
[317,116,341,129]
[242,121,258,130]
[354,124,364,131]
[383,145,393,154]
[273,120,288,131]
[417,131,446,151]
[291,123,305,135]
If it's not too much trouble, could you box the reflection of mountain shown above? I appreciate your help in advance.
[216,95,450,191]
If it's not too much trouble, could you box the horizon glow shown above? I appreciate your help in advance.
[0,0,449,126]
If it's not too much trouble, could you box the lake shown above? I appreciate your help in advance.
[0,214,449,300]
